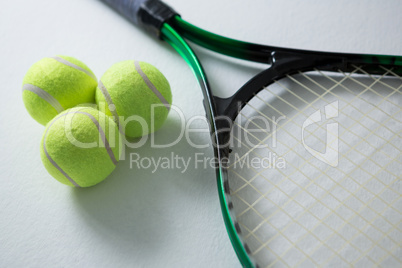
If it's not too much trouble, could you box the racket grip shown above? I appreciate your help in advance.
[101,0,178,38]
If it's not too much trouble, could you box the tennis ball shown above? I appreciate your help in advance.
[40,106,122,187]
[22,55,98,125]
[95,60,172,138]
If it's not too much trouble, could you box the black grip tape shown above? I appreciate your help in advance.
[102,0,178,38]
[138,0,178,38]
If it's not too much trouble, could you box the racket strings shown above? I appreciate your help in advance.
[242,88,398,264]
[232,78,399,200]
[277,71,401,179]
[302,69,402,164]
[232,111,399,232]
[243,70,400,250]
[230,116,399,266]
[234,66,401,181]
[231,67,398,173]
[231,119,400,267]
[263,67,400,166]
[229,116,398,266]
[313,67,401,144]
[231,66,400,217]
[228,135,377,267]
[226,66,402,267]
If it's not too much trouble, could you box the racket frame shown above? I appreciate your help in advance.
[163,16,402,267]
[100,1,402,266]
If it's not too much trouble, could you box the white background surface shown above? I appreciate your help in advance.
[1,0,401,267]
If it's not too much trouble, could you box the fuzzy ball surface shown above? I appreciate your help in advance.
[22,55,98,125]
[40,106,122,187]
[96,60,172,138]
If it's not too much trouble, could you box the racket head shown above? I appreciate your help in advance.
[164,17,402,267]
[216,59,402,267]
[99,1,401,266]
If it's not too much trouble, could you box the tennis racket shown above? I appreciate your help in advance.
[101,1,402,267]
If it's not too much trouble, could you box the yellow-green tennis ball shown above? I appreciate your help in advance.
[40,106,122,187]
[22,55,98,126]
[95,60,172,138]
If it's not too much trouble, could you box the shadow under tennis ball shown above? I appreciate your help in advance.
[72,163,169,252]
[70,118,183,251]
[72,116,219,254]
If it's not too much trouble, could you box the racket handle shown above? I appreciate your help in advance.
[101,0,178,38]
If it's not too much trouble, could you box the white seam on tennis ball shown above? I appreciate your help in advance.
[22,84,64,113]
[80,111,119,166]
[43,111,118,187]
[43,113,80,187]
[98,80,125,135]
[51,56,97,82]
[134,60,170,111]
